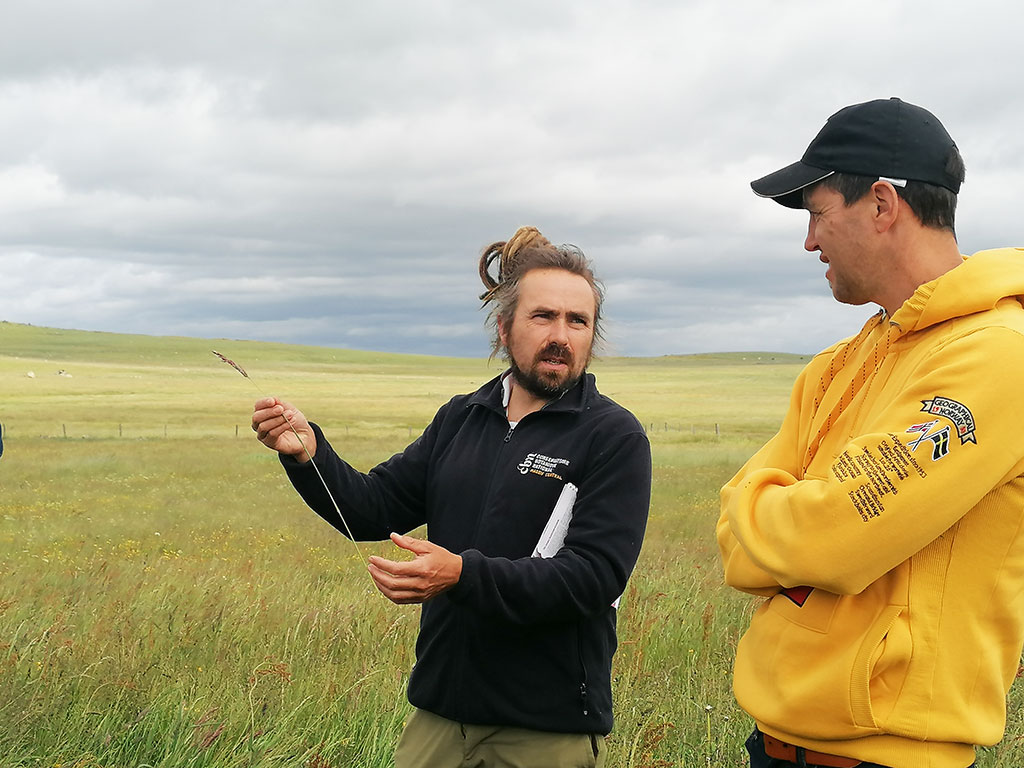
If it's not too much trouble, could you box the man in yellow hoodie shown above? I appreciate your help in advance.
[718,97,1024,768]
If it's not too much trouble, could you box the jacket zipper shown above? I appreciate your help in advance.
[500,412,592,716]
[466,418,517,544]
[577,620,589,716]
[456,415,518,720]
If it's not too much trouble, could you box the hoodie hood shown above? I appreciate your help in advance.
[895,247,1024,331]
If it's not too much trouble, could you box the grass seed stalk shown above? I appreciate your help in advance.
[212,350,369,570]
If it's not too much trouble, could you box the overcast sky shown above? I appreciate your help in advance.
[1,0,1019,358]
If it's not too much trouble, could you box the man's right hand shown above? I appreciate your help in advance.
[252,397,317,462]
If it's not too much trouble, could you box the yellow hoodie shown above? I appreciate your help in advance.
[718,248,1024,768]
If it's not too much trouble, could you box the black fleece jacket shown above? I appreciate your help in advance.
[282,371,651,734]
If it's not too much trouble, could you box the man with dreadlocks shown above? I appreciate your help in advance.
[252,226,651,767]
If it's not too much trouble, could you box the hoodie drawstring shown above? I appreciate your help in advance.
[803,310,902,473]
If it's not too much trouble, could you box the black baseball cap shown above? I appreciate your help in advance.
[751,97,962,208]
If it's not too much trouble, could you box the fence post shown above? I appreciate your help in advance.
[119,423,123,437]
[715,423,720,436]
[235,425,239,438]
[63,423,67,438]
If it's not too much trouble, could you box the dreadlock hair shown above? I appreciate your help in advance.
[478,226,605,361]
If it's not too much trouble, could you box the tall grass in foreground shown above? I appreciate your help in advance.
[1,329,1022,767]
[1,435,756,767]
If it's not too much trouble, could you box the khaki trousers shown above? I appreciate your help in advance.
[394,707,607,768]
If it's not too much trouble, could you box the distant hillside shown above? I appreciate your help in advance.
[0,321,810,370]
[0,321,472,373]
[614,351,811,367]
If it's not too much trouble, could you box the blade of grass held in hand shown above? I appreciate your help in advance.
[212,350,368,570]
[212,350,249,378]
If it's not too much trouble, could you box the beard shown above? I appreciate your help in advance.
[507,341,587,401]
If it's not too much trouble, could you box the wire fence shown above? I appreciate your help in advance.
[646,422,721,436]
[5,423,426,441]
[1,421,727,441]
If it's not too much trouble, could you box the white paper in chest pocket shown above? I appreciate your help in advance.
[531,482,621,609]
[531,483,577,558]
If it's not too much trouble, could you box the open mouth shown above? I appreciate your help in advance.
[538,354,569,369]
[535,344,572,373]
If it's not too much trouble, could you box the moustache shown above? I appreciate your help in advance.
[535,343,572,366]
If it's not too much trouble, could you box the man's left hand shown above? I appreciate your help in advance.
[367,533,463,604]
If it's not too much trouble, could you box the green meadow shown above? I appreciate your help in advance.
[1,321,1021,768]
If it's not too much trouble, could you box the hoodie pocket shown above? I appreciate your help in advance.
[769,587,839,634]
[850,604,909,728]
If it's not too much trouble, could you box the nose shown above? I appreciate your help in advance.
[804,213,819,253]
[549,318,570,347]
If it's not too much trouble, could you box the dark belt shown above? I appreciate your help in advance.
[762,733,862,768]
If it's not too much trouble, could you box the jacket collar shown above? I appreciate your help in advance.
[468,370,595,417]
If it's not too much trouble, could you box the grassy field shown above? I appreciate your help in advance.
[1,321,1021,768]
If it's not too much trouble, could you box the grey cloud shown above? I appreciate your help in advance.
[3,0,1022,359]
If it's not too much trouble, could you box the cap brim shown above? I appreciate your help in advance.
[750,162,834,209]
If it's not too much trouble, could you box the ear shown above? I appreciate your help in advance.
[869,180,901,233]
[497,316,509,347]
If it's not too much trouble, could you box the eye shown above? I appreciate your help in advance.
[569,315,590,327]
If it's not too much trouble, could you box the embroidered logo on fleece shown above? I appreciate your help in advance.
[905,420,952,461]
[516,452,570,480]
[920,396,977,445]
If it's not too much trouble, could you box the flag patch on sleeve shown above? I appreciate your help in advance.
[920,396,977,445]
